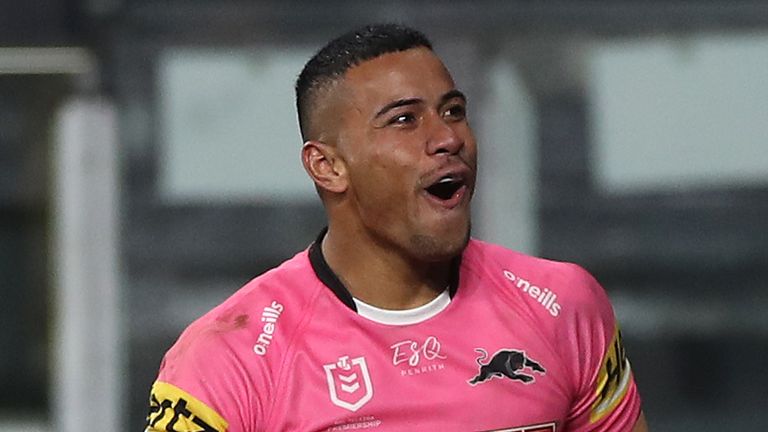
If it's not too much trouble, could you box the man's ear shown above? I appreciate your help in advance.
[301,140,348,194]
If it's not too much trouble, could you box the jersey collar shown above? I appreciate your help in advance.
[308,228,462,313]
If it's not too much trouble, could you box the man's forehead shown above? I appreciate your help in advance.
[340,48,456,103]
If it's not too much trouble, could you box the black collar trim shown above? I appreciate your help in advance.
[308,228,462,312]
[308,228,358,311]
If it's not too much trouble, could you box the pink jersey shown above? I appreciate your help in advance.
[146,235,641,431]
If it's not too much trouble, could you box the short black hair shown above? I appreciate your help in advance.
[295,23,433,142]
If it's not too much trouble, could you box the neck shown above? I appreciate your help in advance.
[321,224,452,310]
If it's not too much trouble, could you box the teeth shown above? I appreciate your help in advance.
[438,176,454,184]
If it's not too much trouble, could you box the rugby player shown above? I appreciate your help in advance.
[146,23,648,431]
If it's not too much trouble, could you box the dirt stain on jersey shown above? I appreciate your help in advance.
[233,314,249,328]
[210,312,250,332]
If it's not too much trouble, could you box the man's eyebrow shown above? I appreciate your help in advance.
[374,98,422,119]
[372,90,466,120]
[440,89,467,105]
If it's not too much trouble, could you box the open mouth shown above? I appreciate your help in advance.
[426,176,464,201]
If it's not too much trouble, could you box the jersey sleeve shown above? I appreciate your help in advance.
[146,381,229,432]
[558,265,642,432]
[145,321,266,432]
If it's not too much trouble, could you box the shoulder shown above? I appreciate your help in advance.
[150,249,323,430]
[164,248,321,370]
[463,238,585,278]
[462,238,609,319]
[464,238,589,275]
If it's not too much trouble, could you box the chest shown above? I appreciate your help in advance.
[263,305,572,431]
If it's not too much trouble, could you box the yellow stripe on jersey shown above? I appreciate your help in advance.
[589,326,632,423]
[145,381,229,432]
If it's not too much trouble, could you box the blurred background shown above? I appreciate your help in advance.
[2,0,768,430]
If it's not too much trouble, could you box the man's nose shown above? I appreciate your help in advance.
[426,115,464,156]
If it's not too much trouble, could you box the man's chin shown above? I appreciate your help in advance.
[409,224,471,262]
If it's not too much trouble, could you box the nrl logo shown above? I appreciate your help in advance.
[323,355,374,412]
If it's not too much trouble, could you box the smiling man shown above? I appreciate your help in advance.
[146,24,648,431]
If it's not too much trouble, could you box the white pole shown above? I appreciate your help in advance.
[52,98,122,432]
[475,57,538,254]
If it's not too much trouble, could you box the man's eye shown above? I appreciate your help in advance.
[443,105,466,120]
[390,113,416,125]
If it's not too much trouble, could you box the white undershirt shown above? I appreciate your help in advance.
[352,289,451,326]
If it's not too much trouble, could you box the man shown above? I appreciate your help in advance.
[146,24,648,431]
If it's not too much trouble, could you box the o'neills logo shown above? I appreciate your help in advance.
[253,300,284,356]
[503,270,561,317]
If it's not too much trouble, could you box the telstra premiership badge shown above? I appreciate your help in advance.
[323,355,374,412]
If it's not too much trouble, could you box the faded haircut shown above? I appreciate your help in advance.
[295,23,433,142]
